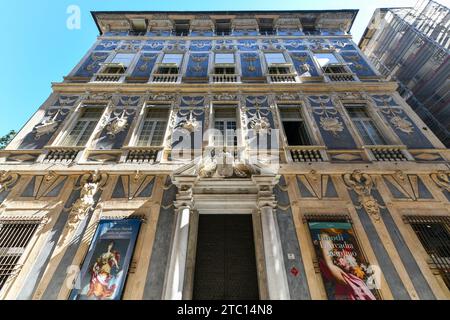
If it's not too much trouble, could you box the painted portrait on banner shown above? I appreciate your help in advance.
[308,221,379,300]
[69,219,141,300]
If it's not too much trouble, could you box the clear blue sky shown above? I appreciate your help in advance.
[0,0,419,137]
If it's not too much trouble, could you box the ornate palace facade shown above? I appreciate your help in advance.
[0,10,449,300]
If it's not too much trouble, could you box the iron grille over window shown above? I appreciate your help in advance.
[0,219,40,291]
[404,215,450,290]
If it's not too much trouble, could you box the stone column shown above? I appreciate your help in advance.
[163,184,194,300]
[254,177,291,300]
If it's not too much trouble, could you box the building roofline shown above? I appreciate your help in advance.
[91,9,359,35]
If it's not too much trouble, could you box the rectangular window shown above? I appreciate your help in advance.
[314,53,348,74]
[405,216,450,290]
[158,54,183,74]
[214,53,235,74]
[0,219,40,291]
[345,105,386,145]
[213,107,237,147]
[102,53,135,74]
[265,53,286,65]
[215,53,235,64]
[62,106,104,147]
[136,107,169,147]
[279,106,311,145]
[306,217,380,300]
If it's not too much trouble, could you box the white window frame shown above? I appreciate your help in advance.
[345,105,387,146]
[212,107,238,148]
[60,106,105,147]
[135,106,169,147]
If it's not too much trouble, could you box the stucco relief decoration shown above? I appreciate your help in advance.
[243,55,258,72]
[246,97,272,134]
[310,96,344,136]
[372,96,414,135]
[308,39,334,51]
[342,53,368,71]
[190,55,208,73]
[430,171,450,192]
[149,93,175,101]
[283,40,304,49]
[33,109,69,140]
[291,54,311,72]
[139,54,157,72]
[177,97,205,133]
[63,171,108,242]
[0,171,19,193]
[117,95,141,107]
[197,152,260,178]
[344,170,384,221]
[106,109,134,138]
[57,96,79,106]
[85,53,108,72]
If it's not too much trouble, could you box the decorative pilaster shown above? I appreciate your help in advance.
[253,176,290,300]
[164,181,195,300]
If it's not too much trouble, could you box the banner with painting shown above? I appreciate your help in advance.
[308,221,379,300]
[69,219,141,300]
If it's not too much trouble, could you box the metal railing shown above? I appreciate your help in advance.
[365,145,409,161]
[0,219,41,291]
[404,215,450,290]
[287,146,326,162]
[210,74,240,83]
[324,73,357,82]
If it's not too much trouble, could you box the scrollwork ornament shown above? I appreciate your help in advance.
[344,170,385,222]
[62,172,108,243]
[0,171,19,193]
[430,171,450,192]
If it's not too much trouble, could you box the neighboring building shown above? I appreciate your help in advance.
[0,9,449,301]
[359,0,450,146]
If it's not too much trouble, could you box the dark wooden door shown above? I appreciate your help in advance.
[193,214,259,300]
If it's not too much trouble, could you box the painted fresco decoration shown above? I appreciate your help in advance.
[55,95,80,107]
[0,171,19,193]
[307,39,333,51]
[370,95,397,107]
[383,171,433,200]
[380,108,414,134]
[112,173,155,200]
[94,40,120,51]
[20,172,67,200]
[296,172,338,199]
[115,95,142,107]
[261,39,283,50]
[330,38,355,50]
[237,39,259,51]
[185,53,209,78]
[118,40,142,52]
[69,219,141,300]
[307,220,378,300]
[344,171,385,221]
[95,108,136,150]
[309,96,344,136]
[175,109,201,133]
[245,96,273,134]
[180,96,204,108]
[142,40,165,51]
[146,30,171,37]
[289,52,319,77]
[214,40,235,51]
[233,30,258,36]
[74,52,109,77]
[167,40,187,51]
[130,53,158,78]
[19,108,70,150]
[33,109,69,140]
[240,53,263,78]
[189,40,212,51]
[283,40,307,51]
[340,52,376,77]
